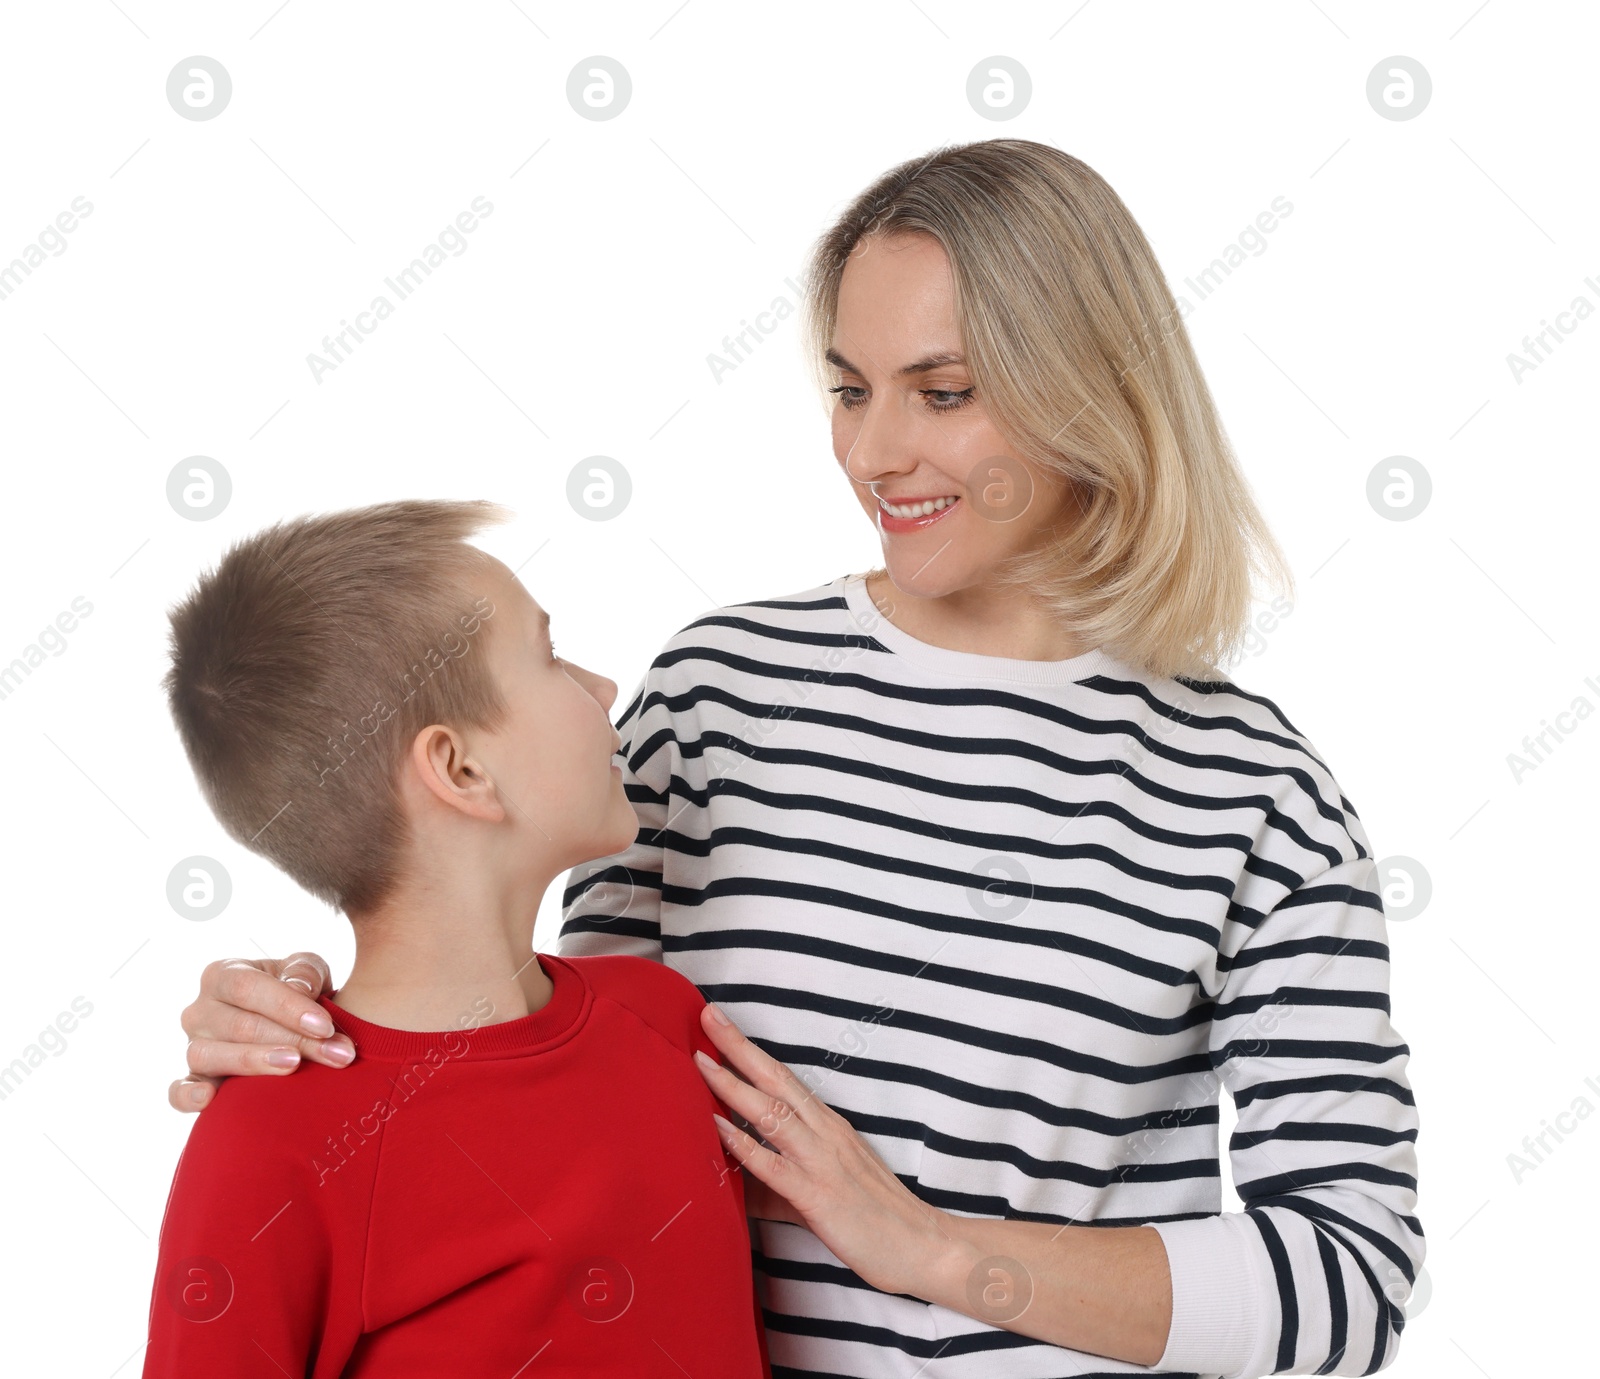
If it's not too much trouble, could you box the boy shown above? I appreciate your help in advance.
[144,500,771,1377]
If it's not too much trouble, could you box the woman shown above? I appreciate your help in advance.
[172,139,1423,1378]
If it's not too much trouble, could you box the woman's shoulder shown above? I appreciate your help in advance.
[1165,665,1319,745]
[1149,666,1374,866]
[652,574,861,655]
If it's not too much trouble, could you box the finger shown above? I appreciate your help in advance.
[183,995,307,1047]
[699,1005,827,1122]
[185,1037,322,1079]
[182,997,356,1068]
[695,1050,813,1151]
[700,1003,806,1093]
[168,1075,220,1113]
[273,951,331,1000]
[713,1113,795,1195]
[198,959,338,1040]
[743,1176,805,1226]
[301,1033,357,1068]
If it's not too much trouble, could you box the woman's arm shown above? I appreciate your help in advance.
[913,1215,1172,1364]
[696,849,1423,1376]
[694,1006,1174,1365]
[1136,852,1425,1378]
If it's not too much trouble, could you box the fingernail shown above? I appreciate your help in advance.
[712,1112,736,1139]
[284,976,315,996]
[706,1003,730,1026]
[693,1049,718,1074]
[266,1048,300,1069]
[322,1040,355,1066]
[300,1010,334,1037]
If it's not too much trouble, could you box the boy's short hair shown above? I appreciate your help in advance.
[164,499,511,914]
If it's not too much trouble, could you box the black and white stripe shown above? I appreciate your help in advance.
[559,574,1423,1379]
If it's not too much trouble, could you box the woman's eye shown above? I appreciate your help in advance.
[829,383,973,413]
[922,387,975,412]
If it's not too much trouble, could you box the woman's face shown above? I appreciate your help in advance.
[829,232,1076,600]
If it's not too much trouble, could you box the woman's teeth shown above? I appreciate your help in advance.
[880,496,957,519]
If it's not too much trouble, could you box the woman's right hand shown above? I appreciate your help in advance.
[169,951,356,1113]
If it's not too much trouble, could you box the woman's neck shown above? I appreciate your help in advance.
[866,569,1089,661]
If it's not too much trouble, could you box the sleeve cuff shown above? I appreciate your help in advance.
[1150,1213,1275,1378]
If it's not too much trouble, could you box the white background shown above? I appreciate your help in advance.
[1,2,1594,1374]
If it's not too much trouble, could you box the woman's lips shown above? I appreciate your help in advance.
[876,494,961,534]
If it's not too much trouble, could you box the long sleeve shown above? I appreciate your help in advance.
[142,1081,363,1378]
[1150,853,1425,1378]
[558,672,671,961]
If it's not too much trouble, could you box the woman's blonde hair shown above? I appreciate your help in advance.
[802,138,1293,682]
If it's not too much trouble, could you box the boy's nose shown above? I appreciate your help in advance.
[574,662,618,714]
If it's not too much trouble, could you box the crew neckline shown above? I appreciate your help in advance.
[840,572,1122,687]
[319,952,590,1061]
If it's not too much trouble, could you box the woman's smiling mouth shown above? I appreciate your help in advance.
[876,493,961,532]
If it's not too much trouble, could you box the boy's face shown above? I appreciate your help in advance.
[472,567,637,870]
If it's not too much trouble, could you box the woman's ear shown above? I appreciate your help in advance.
[409,724,506,823]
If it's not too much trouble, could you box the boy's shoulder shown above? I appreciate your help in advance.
[557,953,708,1058]
[185,1056,391,1170]
[154,1059,392,1262]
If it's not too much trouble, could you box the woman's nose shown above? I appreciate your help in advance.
[842,404,920,485]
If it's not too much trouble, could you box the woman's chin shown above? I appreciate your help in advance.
[880,553,982,602]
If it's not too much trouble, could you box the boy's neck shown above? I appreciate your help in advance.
[333,869,555,1033]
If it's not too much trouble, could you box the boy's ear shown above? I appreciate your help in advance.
[410,725,506,823]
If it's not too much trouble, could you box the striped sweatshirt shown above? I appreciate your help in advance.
[557,573,1424,1379]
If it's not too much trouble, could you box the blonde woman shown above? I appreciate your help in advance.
[171,139,1423,1379]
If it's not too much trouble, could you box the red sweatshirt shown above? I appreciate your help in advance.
[142,953,772,1378]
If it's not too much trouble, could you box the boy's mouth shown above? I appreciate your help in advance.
[877,493,961,532]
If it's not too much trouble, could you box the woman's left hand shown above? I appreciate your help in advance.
[693,1001,961,1299]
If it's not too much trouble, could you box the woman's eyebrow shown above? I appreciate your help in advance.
[825,347,967,378]
[898,352,966,376]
